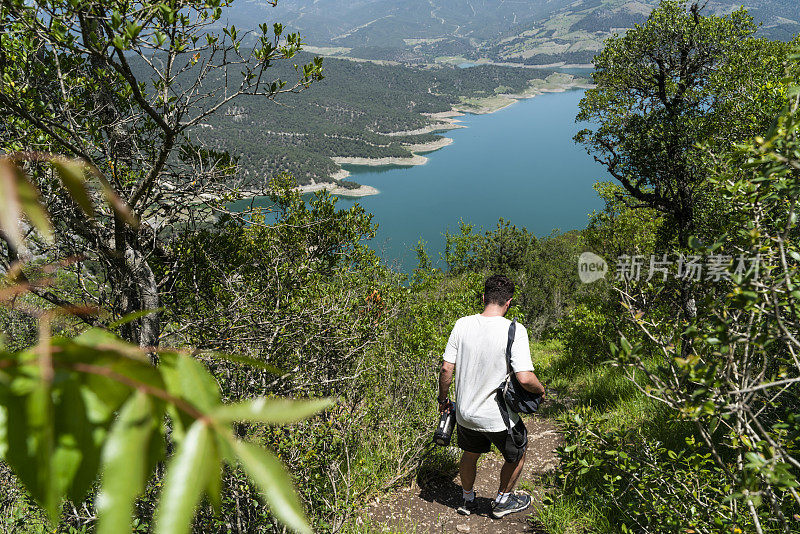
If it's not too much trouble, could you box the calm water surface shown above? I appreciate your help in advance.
[235,90,606,272]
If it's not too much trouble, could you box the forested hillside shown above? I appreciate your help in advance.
[189,54,572,187]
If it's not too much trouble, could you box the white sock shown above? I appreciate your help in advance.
[462,489,475,502]
[495,492,510,504]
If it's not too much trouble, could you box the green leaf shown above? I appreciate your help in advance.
[153,421,215,534]
[107,308,164,330]
[234,440,311,534]
[214,430,236,464]
[174,354,221,413]
[125,22,142,40]
[3,352,129,524]
[0,158,52,249]
[205,450,223,516]
[96,391,159,534]
[53,160,95,217]
[31,380,60,524]
[90,170,139,228]
[212,397,332,425]
[202,351,284,375]
[58,381,106,502]
[4,376,60,524]
[73,328,149,362]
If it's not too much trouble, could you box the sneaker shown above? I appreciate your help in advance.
[457,496,476,516]
[490,493,531,519]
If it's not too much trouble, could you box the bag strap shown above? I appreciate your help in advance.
[505,319,516,376]
[497,392,512,433]
[496,319,517,434]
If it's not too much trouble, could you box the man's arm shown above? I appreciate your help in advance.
[438,361,455,411]
[515,370,545,395]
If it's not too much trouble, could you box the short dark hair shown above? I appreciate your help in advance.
[484,274,514,306]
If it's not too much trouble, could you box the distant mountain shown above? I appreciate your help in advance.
[486,0,800,65]
[226,0,577,44]
[225,0,800,65]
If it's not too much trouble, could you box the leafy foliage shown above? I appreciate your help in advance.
[442,219,587,336]
[546,16,800,531]
[575,0,795,247]
[0,156,329,533]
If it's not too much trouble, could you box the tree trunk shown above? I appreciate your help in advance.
[676,195,697,359]
[115,245,160,359]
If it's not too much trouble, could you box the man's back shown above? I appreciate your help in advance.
[443,314,534,433]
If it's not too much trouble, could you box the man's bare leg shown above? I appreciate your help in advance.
[497,450,526,494]
[459,451,481,492]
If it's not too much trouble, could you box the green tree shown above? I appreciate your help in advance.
[576,0,792,248]
[0,0,323,351]
[443,218,536,275]
[163,174,384,398]
[576,1,795,361]
[607,77,800,533]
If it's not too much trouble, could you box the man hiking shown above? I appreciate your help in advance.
[437,274,545,518]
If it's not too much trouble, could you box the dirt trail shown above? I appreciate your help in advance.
[364,414,563,533]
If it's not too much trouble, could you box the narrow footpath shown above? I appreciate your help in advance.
[364,413,564,533]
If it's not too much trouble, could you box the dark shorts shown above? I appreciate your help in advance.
[457,419,528,464]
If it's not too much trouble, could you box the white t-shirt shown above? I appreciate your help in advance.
[442,314,535,433]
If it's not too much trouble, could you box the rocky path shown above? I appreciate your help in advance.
[363,416,563,534]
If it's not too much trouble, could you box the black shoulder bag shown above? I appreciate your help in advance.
[496,320,544,429]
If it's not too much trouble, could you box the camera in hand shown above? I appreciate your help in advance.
[433,401,456,446]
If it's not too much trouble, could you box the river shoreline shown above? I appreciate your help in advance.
[296,167,379,197]
[332,154,429,167]
[296,181,379,197]
[403,136,454,153]
[454,73,594,114]
[455,82,594,115]
[379,113,467,136]
[236,177,380,199]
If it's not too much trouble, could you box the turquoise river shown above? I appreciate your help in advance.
[236,89,607,272]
